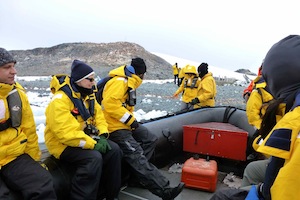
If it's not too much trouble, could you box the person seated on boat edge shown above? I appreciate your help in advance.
[210,75,285,200]
[100,57,185,200]
[244,70,275,160]
[227,35,300,200]
[172,62,179,85]
[172,65,201,111]
[44,60,122,200]
[0,48,57,199]
[246,74,274,133]
[252,35,300,200]
[190,63,217,109]
[241,66,283,190]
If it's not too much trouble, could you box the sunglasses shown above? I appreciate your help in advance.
[85,77,95,82]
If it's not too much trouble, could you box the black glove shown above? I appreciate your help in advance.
[130,120,139,130]
[190,98,200,105]
[84,124,99,136]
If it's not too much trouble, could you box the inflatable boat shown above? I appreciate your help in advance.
[10,106,257,200]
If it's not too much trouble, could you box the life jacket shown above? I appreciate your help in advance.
[52,75,95,121]
[96,75,136,106]
[184,77,198,89]
[0,87,22,131]
[96,76,112,104]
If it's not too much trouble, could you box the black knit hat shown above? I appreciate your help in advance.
[198,63,208,77]
[71,60,94,83]
[0,48,16,67]
[131,57,147,75]
[262,35,300,99]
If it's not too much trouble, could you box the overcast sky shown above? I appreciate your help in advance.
[1,0,299,72]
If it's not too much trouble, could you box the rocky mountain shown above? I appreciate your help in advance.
[10,42,173,79]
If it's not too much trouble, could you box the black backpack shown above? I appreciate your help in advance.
[96,76,112,104]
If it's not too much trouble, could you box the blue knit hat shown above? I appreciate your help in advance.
[71,60,95,83]
[0,48,16,67]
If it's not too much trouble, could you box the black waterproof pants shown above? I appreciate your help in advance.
[60,140,122,200]
[109,125,170,197]
[174,75,178,85]
[0,154,57,200]
[98,140,123,200]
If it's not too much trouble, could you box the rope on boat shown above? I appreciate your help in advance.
[223,106,237,123]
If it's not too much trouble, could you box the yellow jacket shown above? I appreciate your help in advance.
[194,72,217,108]
[257,103,300,200]
[172,64,179,75]
[44,75,108,159]
[246,77,275,154]
[246,79,274,130]
[174,74,201,103]
[178,65,188,79]
[251,103,285,155]
[102,66,142,133]
[0,82,40,167]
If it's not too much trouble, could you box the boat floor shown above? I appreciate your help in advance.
[40,149,248,200]
[119,161,243,200]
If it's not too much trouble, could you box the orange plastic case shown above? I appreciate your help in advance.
[183,122,248,161]
[181,157,218,192]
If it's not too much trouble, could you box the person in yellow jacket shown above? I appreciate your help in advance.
[246,76,274,131]
[172,62,179,85]
[0,48,56,199]
[173,65,201,111]
[249,35,300,200]
[241,75,275,190]
[243,64,263,103]
[178,64,188,86]
[44,60,122,200]
[191,63,217,108]
[246,73,275,154]
[101,57,184,200]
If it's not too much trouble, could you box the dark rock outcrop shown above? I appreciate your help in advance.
[10,42,172,79]
[235,69,256,76]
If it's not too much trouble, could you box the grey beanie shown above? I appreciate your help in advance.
[0,48,16,67]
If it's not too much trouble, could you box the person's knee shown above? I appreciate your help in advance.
[109,141,123,158]
[244,161,257,173]
[86,151,103,172]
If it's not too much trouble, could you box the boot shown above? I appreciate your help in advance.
[161,182,185,200]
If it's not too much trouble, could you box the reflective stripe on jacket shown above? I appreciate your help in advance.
[45,75,108,159]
